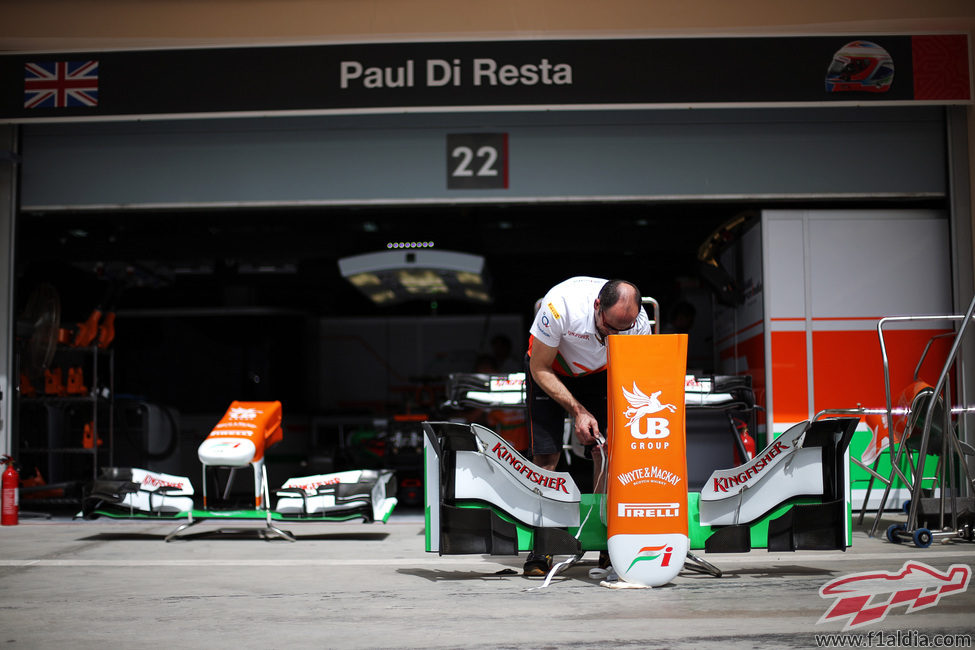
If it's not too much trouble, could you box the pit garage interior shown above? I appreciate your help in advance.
[8,98,970,510]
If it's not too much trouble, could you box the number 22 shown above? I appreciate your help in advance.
[451,145,499,177]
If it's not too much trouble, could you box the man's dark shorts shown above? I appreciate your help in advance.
[526,364,608,456]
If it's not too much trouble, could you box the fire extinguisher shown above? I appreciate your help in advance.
[731,416,757,465]
[2,455,19,526]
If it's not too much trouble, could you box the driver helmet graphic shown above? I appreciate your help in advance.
[825,40,894,93]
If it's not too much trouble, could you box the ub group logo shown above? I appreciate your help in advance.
[622,383,676,442]
[228,406,260,421]
[818,561,971,630]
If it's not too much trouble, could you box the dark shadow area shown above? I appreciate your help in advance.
[720,564,835,578]
[78,529,391,542]
[397,568,522,582]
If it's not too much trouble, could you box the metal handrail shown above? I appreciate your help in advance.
[642,297,661,335]
[906,294,975,533]
[871,309,975,535]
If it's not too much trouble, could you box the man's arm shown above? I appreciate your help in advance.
[529,341,601,445]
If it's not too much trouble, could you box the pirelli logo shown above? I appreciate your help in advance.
[547,302,561,319]
[617,502,681,518]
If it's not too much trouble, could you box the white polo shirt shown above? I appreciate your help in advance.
[528,276,652,376]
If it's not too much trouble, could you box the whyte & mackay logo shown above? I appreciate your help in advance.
[818,561,971,630]
[616,465,682,488]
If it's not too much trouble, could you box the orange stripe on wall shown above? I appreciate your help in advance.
[718,332,766,426]
[770,330,808,423]
[812,328,953,413]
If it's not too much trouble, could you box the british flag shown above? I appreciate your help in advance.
[24,60,99,109]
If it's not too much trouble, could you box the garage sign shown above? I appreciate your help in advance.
[0,34,970,122]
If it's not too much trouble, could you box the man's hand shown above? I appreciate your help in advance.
[530,341,604,447]
[573,409,601,446]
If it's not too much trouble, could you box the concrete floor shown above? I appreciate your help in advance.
[1,509,973,649]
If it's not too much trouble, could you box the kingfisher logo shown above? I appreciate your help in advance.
[626,545,675,572]
[490,441,570,494]
[818,561,971,630]
[622,382,676,445]
[286,477,342,494]
[140,474,187,491]
[617,502,680,518]
[710,441,789,493]
[489,375,524,391]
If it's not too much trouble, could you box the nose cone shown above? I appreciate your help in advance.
[198,437,257,466]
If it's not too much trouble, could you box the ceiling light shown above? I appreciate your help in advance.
[338,249,491,305]
[386,241,435,249]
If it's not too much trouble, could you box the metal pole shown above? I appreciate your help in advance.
[906,294,975,532]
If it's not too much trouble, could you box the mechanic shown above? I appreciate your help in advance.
[523,276,653,576]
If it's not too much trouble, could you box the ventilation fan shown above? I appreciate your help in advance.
[16,283,61,382]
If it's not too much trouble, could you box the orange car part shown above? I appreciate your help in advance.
[66,367,87,395]
[44,368,66,396]
[72,309,102,348]
[97,312,116,349]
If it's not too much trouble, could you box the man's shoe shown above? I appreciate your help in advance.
[598,551,611,570]
[523,552,553,576]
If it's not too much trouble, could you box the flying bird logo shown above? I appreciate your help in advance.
[622,383,676,427]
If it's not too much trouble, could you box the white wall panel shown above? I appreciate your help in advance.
[806,211,951,319]
[765,215,806,320]
[764,209,951,322]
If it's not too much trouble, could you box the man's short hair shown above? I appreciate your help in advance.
[599,279,642,309]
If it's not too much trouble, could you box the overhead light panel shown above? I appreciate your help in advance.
[338,249,491,305]
[387,241,435,249]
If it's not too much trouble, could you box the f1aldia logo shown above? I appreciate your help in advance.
[818,561,971,630]
[622,383,676,439]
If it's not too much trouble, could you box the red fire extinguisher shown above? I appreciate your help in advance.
[731,416,757,465]
[2,455,19,526]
